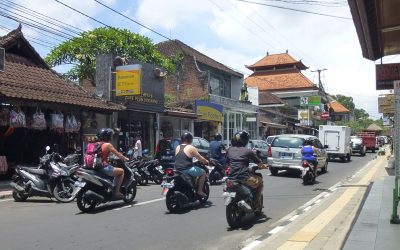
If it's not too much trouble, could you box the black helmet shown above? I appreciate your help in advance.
[214,133,222,141]
[303,138,314,146]
[231,130,250,147]
[181,132,193,144]
[97,128,114,142]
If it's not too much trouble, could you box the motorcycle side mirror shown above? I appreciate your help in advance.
[45,146,50,153]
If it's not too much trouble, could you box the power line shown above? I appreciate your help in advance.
[93,0,171,41]
[236,0,352,20]
[258,0,348,7]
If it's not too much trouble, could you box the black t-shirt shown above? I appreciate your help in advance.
[227,147,261,180]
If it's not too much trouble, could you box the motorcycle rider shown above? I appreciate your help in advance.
[210,133,226,166]
[301,138,320,176]
[175,132,209,197]
[97,128,129,198]
[226,130,268,211]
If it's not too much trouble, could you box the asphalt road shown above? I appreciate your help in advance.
[0,153,376,250]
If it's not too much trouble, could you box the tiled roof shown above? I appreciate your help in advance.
[156,40,243,78]
[246,53,307,70]
[245,71,316,91]
[0,53,124,111]
[329,101,350,113]
[259,91,286,105]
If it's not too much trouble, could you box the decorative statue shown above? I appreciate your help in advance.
[240,83,249,102]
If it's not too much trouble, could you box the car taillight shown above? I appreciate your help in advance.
[268,146,272,157]
[165,168,174,176]
[302,161,309,167]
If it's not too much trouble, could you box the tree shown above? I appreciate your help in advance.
[333,94,369,120]
[45,27,174,81]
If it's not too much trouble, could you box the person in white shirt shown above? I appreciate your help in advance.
[134,134,143,158]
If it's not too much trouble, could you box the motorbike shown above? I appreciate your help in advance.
[222,164,264,229]
[10,146,81,203]
[301,160,316,185]
[144,159,164,184]
[161,163,210,213]
[208,158,227,185]
[128,159,151,186]
[74,158,137,213]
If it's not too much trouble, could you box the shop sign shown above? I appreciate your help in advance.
[298,109,309,120]
[378,95,394,114]
[195,100,223,122]
[376,63,400,90]
[300,96,321,106]
[115,64,141,96]
[0,47,4,72]
[246,117,257,122]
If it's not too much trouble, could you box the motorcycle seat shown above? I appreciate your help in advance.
[21,167,47,176]
[81,168,113,180]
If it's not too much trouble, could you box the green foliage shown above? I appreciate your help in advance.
[164,93,176,107]
[45,27,174,81]
[333,94,369,120]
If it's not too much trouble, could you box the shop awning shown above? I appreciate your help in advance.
[164,109,199,119]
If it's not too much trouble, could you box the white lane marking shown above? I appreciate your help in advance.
[113,197,165,211]
[314,199,322,204]
[303,205,312,211]
[241,240,262,250]
[324,193,331,198]
[268,226,285,234]
[289,215,299,221]
[0,198,13,203]
[330,188,337,192]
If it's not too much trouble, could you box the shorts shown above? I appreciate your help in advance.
[181,166,205,177]
[99,165,114,176]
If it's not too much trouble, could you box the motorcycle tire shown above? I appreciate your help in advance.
[166,190,180,213]
[154,174,163,185]
[123,184,137,203]
[226,202,242,229]
[53,179,76,203]
[303,171,315,185]
[199,183,210,204]
[139,178,148,186]
[76,188,97,213]
[12,190,28,202]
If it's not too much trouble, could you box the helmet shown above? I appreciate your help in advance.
[231,130,250,147]
[181,132,193,144]
[214,133,222,141]
[97,128,114,142]
[303,138,314,146]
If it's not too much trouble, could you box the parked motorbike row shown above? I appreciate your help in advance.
[10,147,262,229]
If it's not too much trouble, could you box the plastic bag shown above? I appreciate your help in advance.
[31,108,46,130]
[9,109,26,128]
[0,108,9,126]
[65,115,81,133]
[50,112,64,133]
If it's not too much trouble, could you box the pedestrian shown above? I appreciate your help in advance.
[210,133,226,166]
[134,134,143,158]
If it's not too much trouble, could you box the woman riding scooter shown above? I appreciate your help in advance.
[301,138,320,177]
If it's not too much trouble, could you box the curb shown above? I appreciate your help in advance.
[0,190,12,200]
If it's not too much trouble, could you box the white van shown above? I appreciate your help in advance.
[319,125,352,162]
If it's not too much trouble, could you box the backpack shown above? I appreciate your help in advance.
[84,142,104,169]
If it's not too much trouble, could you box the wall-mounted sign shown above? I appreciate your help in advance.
[300,96,321,106]
[195,100,223,122]
[376,63,400,90]
[0,47,4,72]
[115,64,141,96]
[378,94,394,114]
[298,109,309,120]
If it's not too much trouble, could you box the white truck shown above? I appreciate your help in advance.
[319,125,352,162]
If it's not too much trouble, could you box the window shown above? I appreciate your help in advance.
[192,138,201,148]
[209,74,231,98]
[272,137,304,148]
[200,139,210,149]
[313,139,323,149]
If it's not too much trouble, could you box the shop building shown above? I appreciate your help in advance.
[0,27,122,170]
[156,40,260,143]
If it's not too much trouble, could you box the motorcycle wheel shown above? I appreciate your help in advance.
[303,171,315,185]
[76,188,96,213]
[139,178,148,186]
[53,179,75,203]
[199,182,210,204]
[154,173,163,185]
[123,184,137,203]
[226,202,242,229]
[166,190,180,213]
[12,190,28,202]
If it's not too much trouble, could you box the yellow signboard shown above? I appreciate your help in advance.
[115,65,141,96]
[378,95,394,114]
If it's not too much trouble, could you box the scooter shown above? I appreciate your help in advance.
[301,160,316,185]
[222,164,264,229]
[74,159,137,213]
[144,159,164,184]
[161,163,210,213]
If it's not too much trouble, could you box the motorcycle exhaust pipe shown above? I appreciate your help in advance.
[238,200,252,213]
[85,190,104,203]
[10,182,25,192]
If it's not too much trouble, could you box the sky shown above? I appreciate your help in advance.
[0,0,397,120]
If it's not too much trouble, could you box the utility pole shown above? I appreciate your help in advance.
[312,69,327,125]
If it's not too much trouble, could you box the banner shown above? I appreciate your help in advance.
[195,100,223,122]
[115,64,141,96]
[376,63,400,90]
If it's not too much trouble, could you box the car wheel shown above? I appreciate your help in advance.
[321,161,328,173]
[346,154,351,162]
[269,167,278,176]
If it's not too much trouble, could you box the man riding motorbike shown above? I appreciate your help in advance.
[226,130,268,211]
[175,132,209,197]
[301,138,320,177]
[210,133,226,166]
[97,128,129,198]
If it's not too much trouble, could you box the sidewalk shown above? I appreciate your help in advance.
[250,151,400,250]
[0,179,12,199]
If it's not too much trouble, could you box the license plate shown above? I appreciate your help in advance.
[74,181,85,188]
[280,152,293,159]
[222,192,236,198]
[160,181,174,189]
